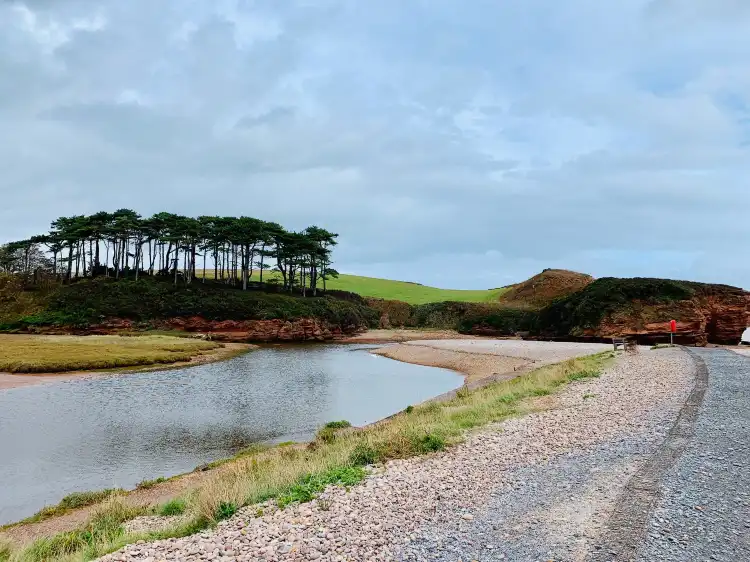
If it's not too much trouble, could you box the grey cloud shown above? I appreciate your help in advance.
[1,0,749,288]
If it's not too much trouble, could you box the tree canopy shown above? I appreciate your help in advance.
[1,210,339,295]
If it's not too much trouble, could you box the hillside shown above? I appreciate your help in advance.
[498,269,593,309]
[536,277,749,345]
[0,276,378,340]
[319,274,508,305]
[198,271,509,305]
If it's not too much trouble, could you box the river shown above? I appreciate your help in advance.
[0,344,460,525]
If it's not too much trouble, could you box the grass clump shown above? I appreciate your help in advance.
[214,502,238,521]
[17,498,144,562]
[316,421,353,443]
[0,334,220,373]
[159,499,187,517]
[323,420,352,430]
[17,489,124,525]
[136,477,167,490]
[277,466,367,508]
[0,536,11,562]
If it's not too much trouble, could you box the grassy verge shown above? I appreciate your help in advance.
[0,335,221,373]
[2,352,613,562]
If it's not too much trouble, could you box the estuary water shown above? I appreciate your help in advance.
[0,344,460,524]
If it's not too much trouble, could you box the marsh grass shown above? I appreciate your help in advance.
[0,536,12,562]
[6,490,125,528]
[0,335,221,373]
[9,352,613,562]
[158,499,186,517]
[136,478,166,490]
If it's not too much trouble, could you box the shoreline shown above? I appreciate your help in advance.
[0,342,255,390]
[371,343,532,385]
[0,335,495,543]
[1,336,609,547]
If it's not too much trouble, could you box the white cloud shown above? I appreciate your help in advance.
[1,0,749,288]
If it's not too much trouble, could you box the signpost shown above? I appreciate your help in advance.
[670,319,677,346]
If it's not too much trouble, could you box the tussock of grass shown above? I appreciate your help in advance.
[0,335,221,373]
[0,536,12,562]
[136,477,166,490]
[10,490,125,527]
[315,420,352,443]
[158,499,187,517]
[11,499,144,562]
[10,352,613,562]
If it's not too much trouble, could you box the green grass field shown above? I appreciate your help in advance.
[198,271,507,305]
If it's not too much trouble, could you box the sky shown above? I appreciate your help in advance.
[1,0,749,290]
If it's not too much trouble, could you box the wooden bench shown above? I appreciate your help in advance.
[613,337,639,353]
[612,337,626,351]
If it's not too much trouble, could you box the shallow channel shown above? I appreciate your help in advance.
[0,344,460,525]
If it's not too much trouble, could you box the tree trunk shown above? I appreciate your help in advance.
[94,237,100,275]
[174,247,179,285]
[66,245,73,283]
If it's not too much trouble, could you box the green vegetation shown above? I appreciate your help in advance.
[17,500,143,562]
[4,353,611,562]
[0,537,12,562]
[315,421,353,443]
[158,499,187,517]
[0,334,220,373]
[363,276,747,342]
[277,466,367,508]
[322,420,351,430]
[214,502,238,521]
[136,477,167,490]
[309,274,507,305]
[0,276,378,332]
[196,271,508,305]
[1,210,339,297]
[5,490,124,527]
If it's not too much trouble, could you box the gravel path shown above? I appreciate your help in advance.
[97,346,694,562]
[635,349,750,561]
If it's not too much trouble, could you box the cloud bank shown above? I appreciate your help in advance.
[1,0,749,288]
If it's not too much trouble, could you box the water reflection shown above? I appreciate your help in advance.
[0,344,459,524]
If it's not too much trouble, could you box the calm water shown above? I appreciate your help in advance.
[0,344,460,524]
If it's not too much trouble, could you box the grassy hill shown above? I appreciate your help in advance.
[318,274,508,305]
[498,269,594,310]
[198,271,509,305]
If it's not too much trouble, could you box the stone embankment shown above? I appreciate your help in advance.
[98,345,695,562]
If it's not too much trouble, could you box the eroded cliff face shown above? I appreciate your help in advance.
[86,316,366,342]
[585,293,750,346]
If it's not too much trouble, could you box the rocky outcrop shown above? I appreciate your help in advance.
[582,294,750,346]
[84,316,366,343]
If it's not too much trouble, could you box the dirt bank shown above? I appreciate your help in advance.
[339,329,479,344]
[372,339,616,384]
[372,344,531,384]
[0,343,254,390]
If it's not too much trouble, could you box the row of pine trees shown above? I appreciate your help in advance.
[0,210,339,295]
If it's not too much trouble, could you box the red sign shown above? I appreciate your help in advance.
[670,320,677,333]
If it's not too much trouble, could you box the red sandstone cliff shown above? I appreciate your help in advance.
[84,316,366,342]
[585,293,749,346]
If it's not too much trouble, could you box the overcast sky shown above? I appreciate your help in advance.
[1,0,749,289]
